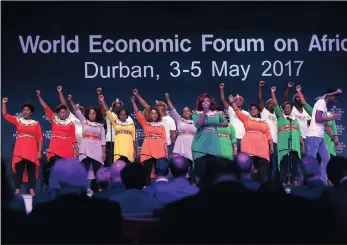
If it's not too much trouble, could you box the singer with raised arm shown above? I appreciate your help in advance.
[68,94,106,191]
[2,98,43,195]
[99,93,136,163]
[192,93,228,180]
[131,95,167,186]
[296,85,340,158]
[228,85,273,183]
[36,90,78,184]
[271,86,304,187]
[305,88,341,185]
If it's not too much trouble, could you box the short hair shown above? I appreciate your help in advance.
[170,155,190,178]
[21,101,35,113]
[181,106,191,114]
[196,93,217,111]
[54,104,68,114]
[155,158,170,177]
[249,104,261,118]
[110,159,128,182]
[144,107,162,122]
[116,109,129,119]
[235,152,253,174]
[96,167,112,189]
[120,162,146,190]
[84,107,103,122]
[327,156,347,186]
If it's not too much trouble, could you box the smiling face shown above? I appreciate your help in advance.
[182,107,192,119]
[22,106,32,119]
[202,97,211,110]
[88,109,97,122]
[283,103,292,115]
[250,105,260,118]
[234,96,244,108]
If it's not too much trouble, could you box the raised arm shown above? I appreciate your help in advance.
[132,89,150,109]
[284,82,295,103]
[165,93,181,123]
[67,94,78,111]
[99,95,116,127]
[96,88,107,117]
[270,86,283,119]
[67,94,85,122]
[131,96,146,127]
[57,86,70,113]
[219,83,230,111]
[36,90,53,120]
[258,81,265,112]
[164,93,175,111]
[2,97,8,117]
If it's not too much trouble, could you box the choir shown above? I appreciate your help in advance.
[2,83,342,194]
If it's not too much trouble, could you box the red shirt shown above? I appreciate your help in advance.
[45,107,77,159]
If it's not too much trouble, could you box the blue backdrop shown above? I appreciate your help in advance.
[1,2,346,191]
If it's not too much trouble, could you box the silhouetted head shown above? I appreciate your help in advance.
[110,158,129,183]
[327,156,347,186]
[21,102,35,119]
[196,93,217,111]
[235,152,253,180]
[116,109,129,122]
[54,104,69,120]
[155,158,170,178]
[96,167,112,189]
[84,107,103,122]
[120,162,146,190]
[300,156,321,181]
[249,104,261,118]
[170,155,190,178]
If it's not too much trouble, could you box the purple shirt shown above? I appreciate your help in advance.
[75,109,106,164]
[171,108,196,161]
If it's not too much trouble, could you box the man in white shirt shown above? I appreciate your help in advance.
[132,89,177,157]
[97,88,134,166]
[219,83,249,152]
[306,89,341,184]
[257,81,278,179]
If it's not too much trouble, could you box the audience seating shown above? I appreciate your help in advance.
[122,217,159,244]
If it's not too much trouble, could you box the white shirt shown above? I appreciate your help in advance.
[260,108,278,144]
[162,115,176,146]
[227,106,250,140]
[105,112,134,142]
[66,112,83,146]
[291,106,311,139]
[306,99,327,138]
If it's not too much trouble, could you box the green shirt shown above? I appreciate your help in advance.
[217,124,237,160]
[274,105,302,165]
[303,103,337,156]
[192,111,227,162]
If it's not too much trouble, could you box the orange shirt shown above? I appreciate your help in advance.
[45,107,77,160]
[235,109,272,161]
[135,112,167,162]
[4,114,43,181]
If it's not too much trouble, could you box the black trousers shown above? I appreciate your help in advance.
[143,158,156,186]
[251,156,269,183]
[105,142,114,167]
[194,155,215,182]
[14,159,36,189]
[43,155,62,186]
[280,151,299,183]
[82,157,102,189]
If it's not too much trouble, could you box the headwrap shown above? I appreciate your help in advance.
[266,98,273,105]
[111,98,123,109]
[229,94,244,103]
[316,89,342,100]
[155,100,167,108]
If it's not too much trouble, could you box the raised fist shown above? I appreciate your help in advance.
[259,81,265,87]
[220,83,225,89]
[98,94,104,101]
[271,86,276,92]
[2,97,8,103]
[57,85,62,92]
[67,94,72,101]
[132,89,138,95]
[296,85,301,92]
[36,90,41,96]
[228,95,235,102]
[288,82,295,88]
[165,93,169,99]
[96,88,103,94]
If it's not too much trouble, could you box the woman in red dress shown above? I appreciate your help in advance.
[36,90,78,184]
[2,97,43,195]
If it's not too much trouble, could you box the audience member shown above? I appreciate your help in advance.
[110,162,162,213]
[144,158,170,197]
[92,159,127,200]
[235,152,260,191]
[27,158,123,244]
[290,156,327,199]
